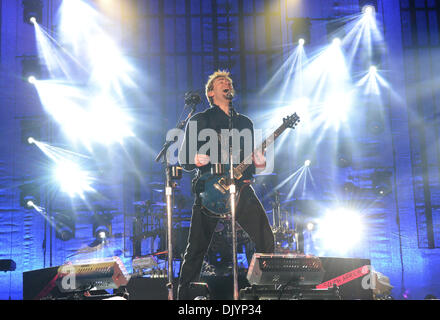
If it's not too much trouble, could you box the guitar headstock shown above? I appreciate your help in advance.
[283,112,300,129]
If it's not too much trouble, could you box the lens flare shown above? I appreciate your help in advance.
[54,160,94,198]
[316,208,364,254]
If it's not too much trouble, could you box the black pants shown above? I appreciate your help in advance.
[177,184,274,300]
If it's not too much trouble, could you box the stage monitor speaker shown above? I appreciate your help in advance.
[126,278,177,300]
[201,274,250,300]
[319,257,373,300]
[23,267,62,300]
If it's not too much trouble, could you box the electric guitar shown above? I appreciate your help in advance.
[196,112,300,218]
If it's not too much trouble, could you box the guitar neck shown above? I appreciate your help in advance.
[234,122,289,177]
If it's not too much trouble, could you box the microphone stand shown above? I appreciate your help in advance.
[155,104,197,301]
[227,98,239,301]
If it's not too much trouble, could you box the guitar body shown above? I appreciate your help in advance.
[197,171,245,218]
[194,112,300,218]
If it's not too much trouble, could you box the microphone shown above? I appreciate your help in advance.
[184,91,202,108]
[225,89,234,100]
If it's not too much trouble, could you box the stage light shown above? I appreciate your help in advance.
[28,76,36,84]
[98,229,108,239]
[362,4,376,15]
[92,213,112,241]
[54,212,75,241]
[359,0,378,14]
[21,56,42,83]
[27,137,35,144]
[304,160,311,167]
[22,0,43,25]
[306,222,315,231]
[332,37,342,46]
[19,183,40,208]
[317,208,364,253]
[371,170,392,196]
[291,18,311,46]
[369,66,377,74]
[21,119,41,145]
[54,160,94,198]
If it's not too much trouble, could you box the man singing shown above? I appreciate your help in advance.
[177,70,274,300]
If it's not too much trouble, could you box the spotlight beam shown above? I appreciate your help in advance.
[27,202,57,228]
[33,22,89,78]
[29,139,95,198]
[286,167,307,200]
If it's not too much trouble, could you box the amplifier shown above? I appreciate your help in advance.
[56,257,131,292]
[319,257,373,300]
[240,285,341,300]
[247,253,325,286]
[132,255,159,277]
[23,266,61,300]
[244,255,374,300]
[23,258,131,299]
[125,278,176,300]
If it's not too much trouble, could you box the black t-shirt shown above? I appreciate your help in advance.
[178,104,256,180]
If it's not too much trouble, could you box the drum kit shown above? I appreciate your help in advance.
[130,181,191,256]
[253,172,300,254]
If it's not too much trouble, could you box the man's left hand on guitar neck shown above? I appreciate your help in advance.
[241,150,266,184]
[253,149,266,169]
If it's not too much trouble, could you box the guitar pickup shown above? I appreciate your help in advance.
[218,177,231,191]
[214,183,227,194]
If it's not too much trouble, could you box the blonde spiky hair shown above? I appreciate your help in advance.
[205,70,234,105]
